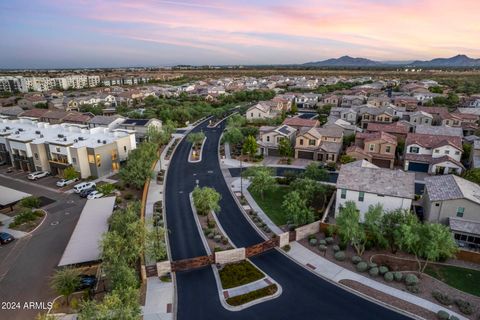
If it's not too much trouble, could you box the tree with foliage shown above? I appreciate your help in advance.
[222,127,244,145]
[227,114,246,128]
[63,166,80,180]
[282,191,314,226]
[290,102,298,114]
[336,201,367,256]
[340,155,356,164]
[363,204,387,249]
[146,225,167,261]
[192,186,221,215]
[429,86,443,94]
[302,162,328,181]
[19,196,41,208]
[51,268,80,305]
[187,132,205,151]
[278,137,293,161]
[342,134,355,148]
[78,287,141,320]
[462,143,472,162]
[242,135,258,161]
[119,142,157,189]
[97,183,115,196]
[381,209,415,253]
[243,166,277,200]
[463,168,480,184]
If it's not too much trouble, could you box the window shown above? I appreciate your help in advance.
[266,136,270,142]
[56,147,61,153]
[250,113,253,117]
[455,151,460,155]
[358,192,365,202]
[72,157,76,164]
[124,146,127,152]
[96,154,101,167]
[88,154,95,164]
[385,146,391,153]
[299,139,304,146]
[445,150,450,155]
[340,189,347,199]
[34,153,39,160]
[434,149,439,153]
[456,207,464,217]
[369,144,375,152]
[309,139,316,146]
[409,146,419,153]
[435,203,440,207]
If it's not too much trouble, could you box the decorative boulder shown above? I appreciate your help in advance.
[309,238,318,246]
[393,272,403,282]
[384,272,394,282]
[334,251,346,261]
[436,310,449,320]
[369,267,379,277]
[405,274,419,286]
[356,261,368,272]
[332,245,340,252]
[351,256,362,264]
[325,237,334,244]
[379,266,389,275]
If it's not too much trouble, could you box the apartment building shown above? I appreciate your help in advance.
[0,75,101,92]
[0,118,136,178]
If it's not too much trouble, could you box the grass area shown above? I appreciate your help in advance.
[226,284,278,306]
[219,261,264,289]
[248,185,291,225]
[425,265,480,297]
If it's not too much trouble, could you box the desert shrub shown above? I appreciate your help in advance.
[214,235,222,243]
[334,251,346,261]
[309,238,318,246]
[405,274,419,286]
[436,310,450,320]
[318,245,327,252]
[207,233,214,239]
[368,262,378,269]
[406,284,419,294]
[20,196,41,208]
[384,272,394,282]
[394,272,403,282]
[282,244,291,252]
[332,245,340,252]
[308,234,316,240]
[454,298,475,315]
[356,262,368,272]
[431,290,453,305]
[369,267,379,277]
[379,266,389,275]
[351,256,362,264]
[338,241,347,251]
[325,237,334,244]
[319,239,327,246]
[449,316,459,320]
[124,193,134,200]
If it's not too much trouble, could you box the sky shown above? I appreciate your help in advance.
[1,0,479,68]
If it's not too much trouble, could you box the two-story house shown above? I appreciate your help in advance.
[358,107,396,129]
[409,111,433,126]
[294,93,322,109]
[282,117,319,130]
[404,133,464,174]
[294,126,343,162]
[346,131,397,168]
[257,125,297,157]
[393,96,418,111]
[246,101,282,121]
[366,122,410,140]
[423,175,480,249]
[367,96,391,108]
[321,94,340,107]
[335,160,415,221]
[341,95,366,108]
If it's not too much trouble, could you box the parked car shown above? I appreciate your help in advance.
[87,191,103,200]
[56,178,79,187]
[77,275,97,290]
[79,187,96,198]
[27,171,50,180]
[74,182,96,193]
[0,232,14,245]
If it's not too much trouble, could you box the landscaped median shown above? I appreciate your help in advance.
[187,131,206,163]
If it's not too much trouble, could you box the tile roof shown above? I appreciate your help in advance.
[20,108,50,118]
[357,131,397,144]
[282,117,319,128]
[449,217,480,235]
[367,122,409,135]
[406,133,462,150]
[414,125,463,137]
[88,115,123,125]
[425,175,480,204]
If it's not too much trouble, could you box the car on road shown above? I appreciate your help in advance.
[0,232,15,245]
[73,181,96,193]
[79,187,96,198]
[77,275,97,290]
[27,171,50,180]
[56,178,79,187]
[87,191,103,200]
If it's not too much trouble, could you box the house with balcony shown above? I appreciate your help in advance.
[346,131,397,168]
[257,125,296,157]
[335,160,415,221]
[294,126,343,162]
[294,93,322,109]
[423,175,480,249]
[404,133,464,174]
[358,106,396,129]
[366,122,410,140]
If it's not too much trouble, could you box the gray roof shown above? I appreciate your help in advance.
[337,161,415,199]
[415,125,463,137]
[449,217,480,236]
[319,141,342,153]
[0,106,24,117]
[88,115,123,125]
[424,175,480,205]
[58,197,115,266]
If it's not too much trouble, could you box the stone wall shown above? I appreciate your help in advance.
[215,248,246,265]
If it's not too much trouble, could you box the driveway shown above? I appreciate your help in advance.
[0,177,86,320]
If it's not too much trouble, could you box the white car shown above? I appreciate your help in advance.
[73,182,96,193]
[87,191,104,200]
[27,171,50,180]
[56,178,79,187]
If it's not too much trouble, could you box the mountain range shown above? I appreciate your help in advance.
[303,54,480,68]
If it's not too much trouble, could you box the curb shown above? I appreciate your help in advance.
[187,136,207,163]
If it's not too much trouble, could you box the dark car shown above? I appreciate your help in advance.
[0,232,15,245]
[79,186,96,198]
[78,275,97,290]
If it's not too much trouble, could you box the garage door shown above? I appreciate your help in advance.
[372,158,392,168]
[408,162,429,172]
[297,151,314,160]
[267,148,280,157]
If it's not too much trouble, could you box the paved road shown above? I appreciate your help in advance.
[165,121,411,320]
[0,177,86,320]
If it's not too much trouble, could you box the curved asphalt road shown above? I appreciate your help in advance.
[165,120,411,320]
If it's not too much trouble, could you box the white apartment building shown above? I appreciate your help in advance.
[0,118,136,179]
[0,75,101,92]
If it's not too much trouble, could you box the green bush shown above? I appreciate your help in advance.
[356,262,368,272]
[368,262,378,269]
[369,267,379,277]
[449,316,459,320]
[309,238,318,246]
[351,256,362,264]
[226,284,277,306]
[11,209,44,227]
[282,245,291,252]
[338,241,347,251]
[334,251,346,261]
[332,245,340,252]
[405,274,419,286]
[406,284,419,294]
[318,239,327,246]
[431,290,453,305]
[379,266,389,275]
[384,272,394,282]
[436,310,450,320]
[20,196,41,208]
[394,272,403,282]
[454,298,475,315]
[124,193,134,200]
[325,237,334,244]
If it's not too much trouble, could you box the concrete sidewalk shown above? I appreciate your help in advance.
[286,242,467,320]
[142,277,174,320]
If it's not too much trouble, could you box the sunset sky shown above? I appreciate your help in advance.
[1,0,479,68]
